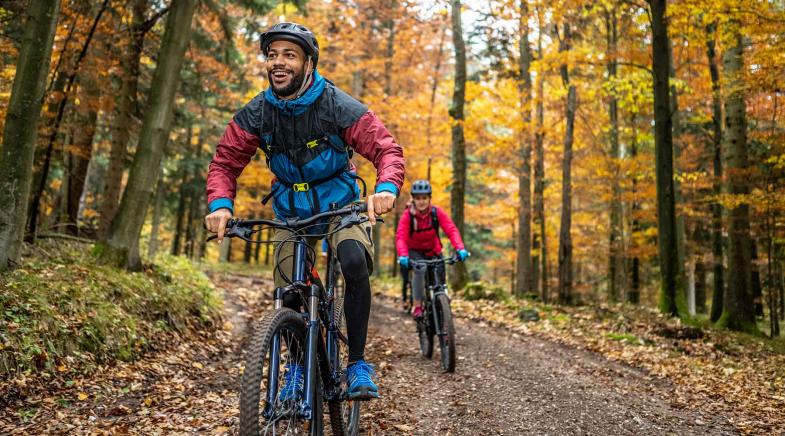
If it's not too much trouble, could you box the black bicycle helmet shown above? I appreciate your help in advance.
[260,22,320,67]
[410,180,432,196]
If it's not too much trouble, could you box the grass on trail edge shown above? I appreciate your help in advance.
[0,240,222,385]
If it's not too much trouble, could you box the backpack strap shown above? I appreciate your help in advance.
[408,206,440,237]
[431,206,440,240]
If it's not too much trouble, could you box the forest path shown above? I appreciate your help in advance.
[1,271,738,435]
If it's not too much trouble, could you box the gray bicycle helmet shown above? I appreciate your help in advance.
[411,180,432,196]
[260,22,320,67]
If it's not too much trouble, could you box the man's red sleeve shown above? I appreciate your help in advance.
[206,120,260,212]
[342,110,404,196]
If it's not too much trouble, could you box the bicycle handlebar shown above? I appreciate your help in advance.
[207,203,378,242]
[409,255,462,267]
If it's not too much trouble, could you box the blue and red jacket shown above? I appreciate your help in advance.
[207,70,404,219]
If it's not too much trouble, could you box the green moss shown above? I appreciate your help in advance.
[0,241,222,378]
[715,310,763,336]
[606,332,641,344]
[462,281,509,302]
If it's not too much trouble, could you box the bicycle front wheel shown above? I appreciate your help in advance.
[239,308,323,435]
[435,293,456,372]
[418,314,434,359]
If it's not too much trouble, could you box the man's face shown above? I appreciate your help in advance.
[413,194,430,213]
[266,40,308,98]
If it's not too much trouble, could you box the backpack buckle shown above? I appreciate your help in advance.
[306,139,319,148]
[293,182,310,192]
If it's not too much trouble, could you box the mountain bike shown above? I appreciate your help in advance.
[410,255,462,373]
[215,203,372,435]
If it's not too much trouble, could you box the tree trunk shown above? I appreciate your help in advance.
[186,136,205,259]
[649,0,680,316]
[99,0,197,270]
[27,0,110,242]
[0,0,60,269]
[147,169,166,259]
[449,0,469,290]
[264,227,272,266]
[515,0,533,298]
[99,0,150,241]
[64,79,99,236]
[533,13,548,303]
[706,22,725,322]
[752,241,764,317]
[171,125,193,256]
[693,226,709,313]
[253,224,262,263]
[390,208,401,276]
[244,237,253,263]
[628,112,641,304]
[219,238,232,263]
[695,256,707,313]
[717,29,756,333]
[606,8,625,302]
[376,0,396,276]
[669,39,688,307]
[557,23,576,305]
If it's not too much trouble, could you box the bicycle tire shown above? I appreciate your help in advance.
[435,293,456,372]
[328,281,362,436]
[239,308,323,435]
[418,314,434,359]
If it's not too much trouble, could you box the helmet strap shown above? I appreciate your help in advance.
[294,56,315,99]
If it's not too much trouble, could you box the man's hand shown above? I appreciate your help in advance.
[366,192,396,225]
[204,209,233,243]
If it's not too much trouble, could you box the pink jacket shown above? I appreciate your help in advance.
[396,205,465,257]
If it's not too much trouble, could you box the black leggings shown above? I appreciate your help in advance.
[281,239,371,363]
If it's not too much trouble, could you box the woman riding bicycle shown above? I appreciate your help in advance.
[395,180,468,319]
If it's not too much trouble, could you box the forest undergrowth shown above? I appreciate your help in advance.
[0,240,222,408]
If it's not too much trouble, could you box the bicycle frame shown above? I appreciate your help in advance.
[413,259,450,338]
[264,234,345,421]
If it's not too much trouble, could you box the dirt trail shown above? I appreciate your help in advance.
[363,297,738,435]
[1,272,738,435]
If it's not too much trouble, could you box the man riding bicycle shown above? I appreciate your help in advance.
[395,180,468,319]
[204,22,403,400]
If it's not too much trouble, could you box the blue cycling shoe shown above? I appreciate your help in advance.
[346,360,379,399]
[278,363,304,403]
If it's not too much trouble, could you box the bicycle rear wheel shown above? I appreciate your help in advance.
[328,280,361,436]
[240,308,323,435]
[435,293,456,372]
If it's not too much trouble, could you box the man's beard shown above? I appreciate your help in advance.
[269,67,306,98]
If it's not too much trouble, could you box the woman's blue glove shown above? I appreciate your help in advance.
[398,256,410,268]
[457,249,469,261]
